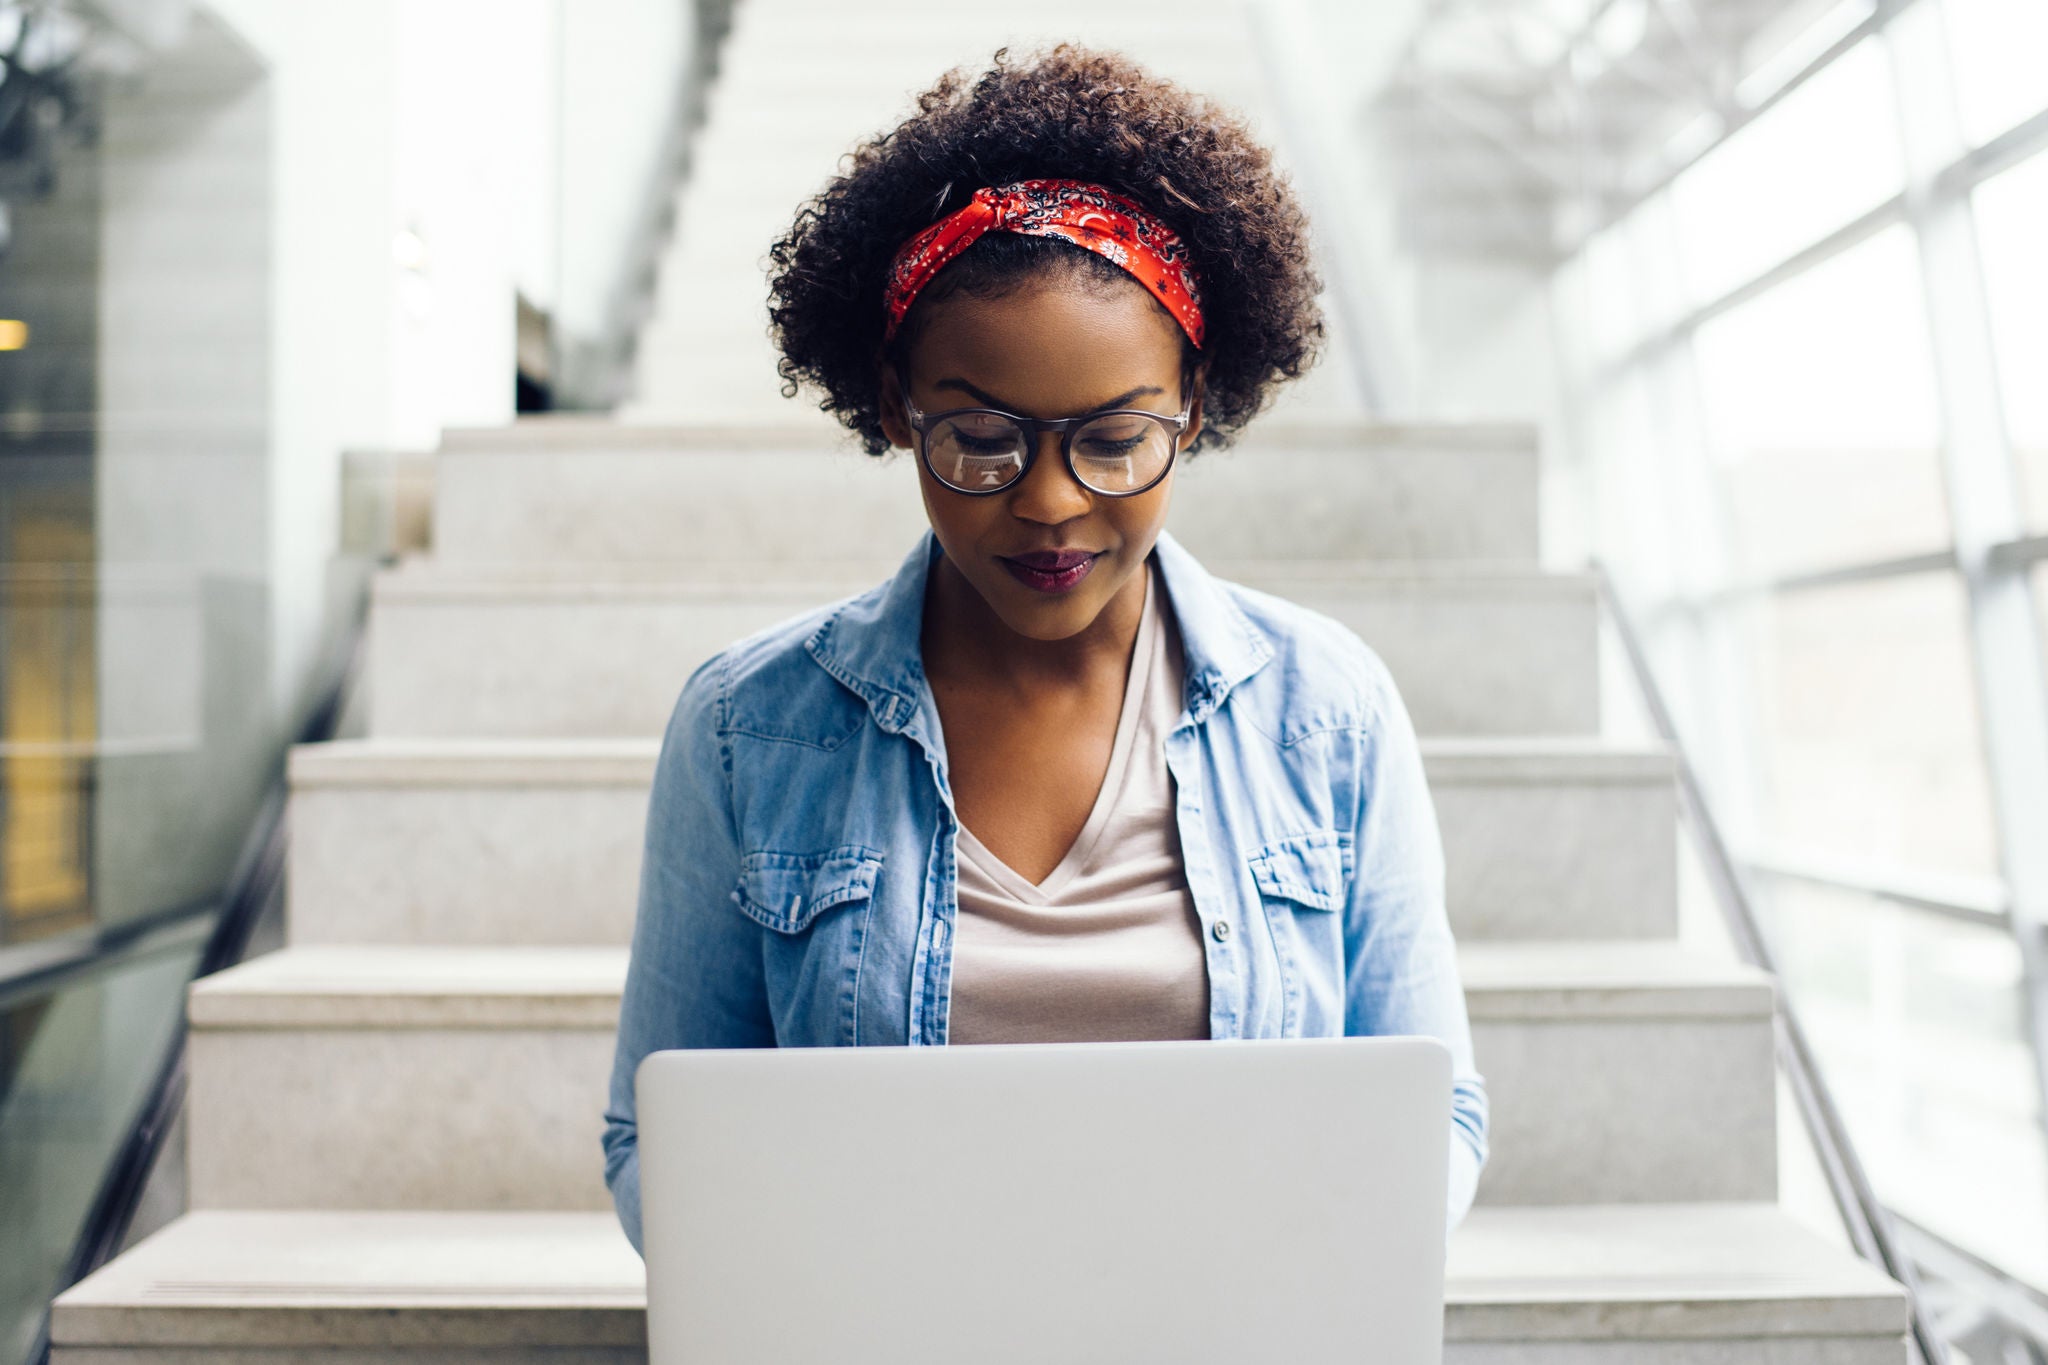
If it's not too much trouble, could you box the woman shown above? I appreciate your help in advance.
[603,45,1487,1254]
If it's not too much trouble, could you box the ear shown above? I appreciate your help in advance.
[876,363,912,450]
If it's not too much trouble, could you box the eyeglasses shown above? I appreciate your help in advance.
[898,373,1192,498]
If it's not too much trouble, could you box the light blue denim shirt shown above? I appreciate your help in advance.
[603,528,1489,1253]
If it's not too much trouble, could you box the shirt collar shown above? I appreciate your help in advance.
[804,527,1273,735]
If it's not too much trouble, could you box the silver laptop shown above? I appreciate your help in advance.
[637,1036,1451,1364]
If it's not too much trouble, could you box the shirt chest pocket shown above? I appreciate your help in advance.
[1247,830,1350,912]
[1247,830,1350,1034]
[732,846,885,935]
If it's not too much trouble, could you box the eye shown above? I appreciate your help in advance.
[1077,431,1149,458]
[1075,417,1164,462]
[954,430,1019,455]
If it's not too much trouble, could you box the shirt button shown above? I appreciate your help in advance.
[1211,919,1231,943]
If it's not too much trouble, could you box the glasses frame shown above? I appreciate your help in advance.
[897,370,1194,498]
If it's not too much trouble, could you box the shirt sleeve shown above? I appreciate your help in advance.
[602,653,774,1256]
[1342,650,1490,1239]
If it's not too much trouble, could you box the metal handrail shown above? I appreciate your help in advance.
[1594,559,1950,1365]
[21,576,371,1365]
[1899,1213,2048,1345]
[0,899,216,1014]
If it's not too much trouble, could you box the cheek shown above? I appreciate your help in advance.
[1110,480,1175,551]
[915,469,994,552]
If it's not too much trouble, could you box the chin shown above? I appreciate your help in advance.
[988,590,1108,641]
[972,568,1118,637]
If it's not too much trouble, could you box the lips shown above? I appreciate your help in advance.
[1006,549,1099,572]
[998,548,1101,595]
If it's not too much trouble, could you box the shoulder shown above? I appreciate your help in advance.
[1205,576,1403,741]
[665,588,878,751]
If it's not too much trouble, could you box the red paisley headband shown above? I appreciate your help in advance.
[882,178,1205,349]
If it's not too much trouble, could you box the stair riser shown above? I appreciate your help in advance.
[185,1009,1762,1210]
[188,1028,615,1212]
[287,784,649,946]
[287,762,1670,946]
[1471,1016,1777,1206]
[1269,581,1596,735]
[434,446,923,565]
[431,444,1540,566]
[1434,776,1676,941]
[367,582,1593,740]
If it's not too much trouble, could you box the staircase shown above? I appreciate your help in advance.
[51,0,1914,1360]
[46,412,1915,1360]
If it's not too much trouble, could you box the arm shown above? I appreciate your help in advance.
[602,654,773,1255]
[1342,655,1489,1237]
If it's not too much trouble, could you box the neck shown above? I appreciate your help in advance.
[921,551,1148,699]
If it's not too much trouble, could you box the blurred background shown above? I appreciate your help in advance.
[0,0,2042,1361]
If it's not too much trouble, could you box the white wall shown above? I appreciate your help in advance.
[197,0,402,726]
[103,0,690,735]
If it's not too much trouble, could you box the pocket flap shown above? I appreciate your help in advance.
[1247,830,1349,912]
[733,846,883,934]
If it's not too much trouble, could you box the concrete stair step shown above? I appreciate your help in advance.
[181,940,1771,1211]
[52,1204,1904,1363]
[365,564,874,741]
[51,1210,646,1360]
[285,737,654,950]
[185,945,621,1213]
[1427,737,1676,942]
[431,418,1541,566]
[1459,940,1776,1206]
[366,561,1592,740]
[285,735,1675,949]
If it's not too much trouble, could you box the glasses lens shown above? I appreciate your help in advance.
[927,413,1028,491]
[1071,413,1176,493]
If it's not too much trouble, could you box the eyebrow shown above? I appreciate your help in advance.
[933,377,1165,415]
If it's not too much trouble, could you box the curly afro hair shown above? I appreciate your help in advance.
[766,44,1325,456]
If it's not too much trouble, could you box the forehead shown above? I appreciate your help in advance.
[905,273,1186,413]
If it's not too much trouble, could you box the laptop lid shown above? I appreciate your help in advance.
[637,1036,1450,1365]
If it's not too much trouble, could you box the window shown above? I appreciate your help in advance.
[1693,226,1949,578]
[1765,880,2046,1283]
[1673,39,1905,305]
[1942,0,2048,149]
[1974,150,2048,532]
[1735,571,1998,877]
[1544,0,2048,1333]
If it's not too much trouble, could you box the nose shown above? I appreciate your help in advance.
[1006,428,1093,525]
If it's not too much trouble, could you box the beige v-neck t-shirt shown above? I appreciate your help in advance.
[947,559,1212,1045]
